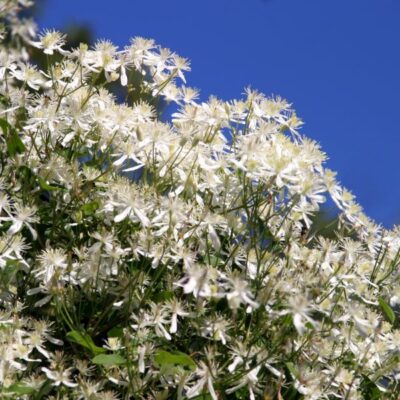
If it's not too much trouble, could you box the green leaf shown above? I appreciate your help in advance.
[81,200,99,216]
[37,176,64,191]
[0,118,11,134]
[5,383,35,395]
[154,350,196,371]
[92,353,126,366]
[305,321,314,330]
[285,362,298,379]
[5,259,20,268]
[108,326,124,338]
[189,394,213,400]
[6,131,25,156]
[0,118,25,156]
[378,298,395,324]
[34,379,52,400]
[153,290,174,302]
[282,314,293,327]
[66,330,106,355]
[0,260,20,284]
[361,375,382,400]
[209,255,221,266]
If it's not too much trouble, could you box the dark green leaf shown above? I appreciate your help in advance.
[34,379,52,400]
[305,321,314,330]
[108,326,124,338]
[0,117,11,134]
[92,353,126,366]
[153,290,174,302]
[6,131,25,156]
[361,375,383,400]
[66,330,105,355]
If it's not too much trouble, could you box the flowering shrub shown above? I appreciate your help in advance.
[1,1,400,399]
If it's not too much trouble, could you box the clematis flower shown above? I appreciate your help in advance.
[31,29,66,55]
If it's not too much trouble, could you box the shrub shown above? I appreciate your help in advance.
[0,1,399,399]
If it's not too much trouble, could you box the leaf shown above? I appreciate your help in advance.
[209,255,222,267]
[37,176,64,191]
[0,118,26,156]
[285,362,298,379]
[304,321,314,330]
[0,117,11,134]
[17,165,34,181]
[189,394,213,400]
[34,379,52,400]
[81,200,99,216]
[378,298,395,324]
[5,383,35,395]
[154,350,196,371]
[281,314,293,327]
[92,353,126,366]
[6,131,25,156]
[1,259,20,284]
[361,374,382,400]
[108,326,124,338]
[66,330,106,355]
[153,290,174,302]
[5,259,20,268]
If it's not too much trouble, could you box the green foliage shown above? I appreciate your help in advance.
[379,298,395,324]
[4,383,36,395]
[154,350,197,371]
[66,330,106,356]
[92,353,127,366]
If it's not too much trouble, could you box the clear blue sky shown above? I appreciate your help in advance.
[37,0,400,228]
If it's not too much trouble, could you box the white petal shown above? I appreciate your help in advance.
[208,225,220,251]
[61,131,75,146]
[123,163,144,172]
[120,66,128,86]
[7,220,22,235]
[133,207,150,227]
[114,207,131,223]
[113,154,127,166]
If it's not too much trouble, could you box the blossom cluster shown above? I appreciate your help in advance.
[0,1,400,399]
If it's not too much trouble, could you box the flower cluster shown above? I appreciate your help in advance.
[0,1,400,399]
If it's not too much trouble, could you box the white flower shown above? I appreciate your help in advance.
[175,264,211,298]
[11,63,46,90]
[164,298,189,334]
[31,29,66,55]
[103,337,124,351]
[34,248,68,285]
[225,272,259,311]
[111,187,151,227]
[287,295,318,335]
[226,365,262,400]
[201,316,230,345]
[41,367,77,387]
[1,204,38,239]
[147,302,172,340]
[186,361,218,400]
[86,40,119,76]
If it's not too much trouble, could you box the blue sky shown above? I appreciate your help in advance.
[37,0,400,227]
